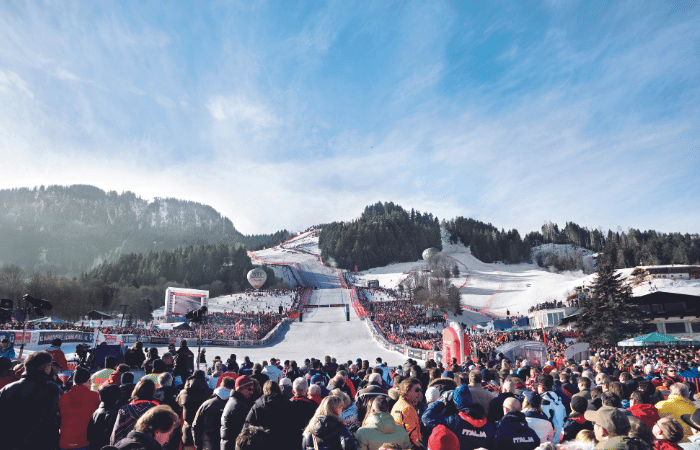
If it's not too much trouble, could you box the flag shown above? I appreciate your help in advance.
[541,323,547,347]
[217,329,224,333]
[150,321,153,330]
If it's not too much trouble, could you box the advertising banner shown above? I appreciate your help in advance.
[104,334,118,344]
[150,337,170,344]
[39,331,92,345]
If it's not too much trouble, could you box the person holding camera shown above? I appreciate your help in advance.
[48,338,69,371]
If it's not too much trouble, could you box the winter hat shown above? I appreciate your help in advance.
[585,406,630,435]
[571,396,588,414]
[522,389,541,408]
[452,384,474,411]
[547,361,555,367]
[428,424,459,450]
[73,367,91,385]
[442,370,453,379]
[214,386,232,400]
[425,386,441,404]
[235,375,254,390]
[311,374,325,385]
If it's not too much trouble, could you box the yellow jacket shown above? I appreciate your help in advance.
[390,397,421,446]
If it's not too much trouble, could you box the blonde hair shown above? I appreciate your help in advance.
[576,429,597,445]
[330,389,351,410]
[304,395,344,435]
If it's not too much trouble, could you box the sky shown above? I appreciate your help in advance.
[0,1,698,236]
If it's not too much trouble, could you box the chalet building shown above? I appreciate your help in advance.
[631,265,700,281]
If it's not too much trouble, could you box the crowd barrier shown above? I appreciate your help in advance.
[362,317,442,363]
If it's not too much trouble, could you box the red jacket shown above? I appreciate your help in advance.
[216,371,239,388]
[58,384,101,448]
[628,403,661,429]
[103,371,124,387]
[47,348,69,371]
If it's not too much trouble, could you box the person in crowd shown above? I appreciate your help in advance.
[216,362,239,388]
[286,360,303,382]
[221,375,256,450]
[239,356,253,375]
[628,391,661,429]
[234,425,274,450]
[198,348,207,367]
[302,395,358,450]
[309,383,324,406]
[174,340,195,381]
[47,337,69,371]
[584,405,649,450]
[262,357,283,383]
[562,396,593,443]
[162,352,175,374]
[0,351,63,450]
[521,389,555,444]
[680,408,700,450]
[279,377,294,400]
[91,356,119,391]
[0,356,21,389]
[192,377,236,450]
[629,416,655,449]
[0,338,15,359]
[111,378,160,445]
[244,380,295,448]
[469,369,496,416]
[290,377,319,444]
[538,374,567,444]
[427,424,460,450]
[355,396,412,450]
[125,341,147,369]
[333,389,360,432]
[143,347,160,374]
[489,378,517,426]
[178,371,213,449]
[390,378,424,448]
[113,405,180,450]
[573,376,593,401]
[59,366,102,450]
[250,363,269,388]
[657,383,697,442]
[88,384,122,450]
[225,354,239,374]
[105,363,131,388]
[494,397,540,450]
[324,355,339,378]
[653,417,685,450]
[356,373,389,424]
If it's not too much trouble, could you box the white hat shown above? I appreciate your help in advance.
[425,386,441,404]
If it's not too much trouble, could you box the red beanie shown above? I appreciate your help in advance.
[428,425,459,450]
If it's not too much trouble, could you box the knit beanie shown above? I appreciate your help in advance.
[425,386,441,404]
[428,424,459,450]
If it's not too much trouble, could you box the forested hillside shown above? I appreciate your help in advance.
[0,185,288,274]
[318,202,441,270]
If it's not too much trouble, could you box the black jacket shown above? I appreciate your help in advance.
[488,392,515,426]
[192,394,228,450]
[114,430,164,450]
[302,415,357,450]
[88,402,120,450]
[177,378,211,446]
[0,370,63,450]
[494,411,540,450]
[290,396,320,445]
[245,392,296,449]
[220,390,251,450]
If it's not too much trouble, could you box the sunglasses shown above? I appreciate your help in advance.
[412,387,422,393]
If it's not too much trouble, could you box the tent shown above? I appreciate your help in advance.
[617,332,696,347]
[157,322,192,331]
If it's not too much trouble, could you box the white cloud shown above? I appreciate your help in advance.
[0,68,33,98]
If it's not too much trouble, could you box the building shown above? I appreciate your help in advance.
[631,265,700,281]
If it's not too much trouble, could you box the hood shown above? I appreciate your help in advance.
[628,403,661,426]
[365,412,397,433]
[255,393,287,409]
[501,411,528,428]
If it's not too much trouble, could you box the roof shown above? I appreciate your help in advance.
[632,291,700,306]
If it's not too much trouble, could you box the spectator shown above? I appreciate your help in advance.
[177,372,213,449]
[192,377,236,450]
[47,338,69,371]
[234,425,273,450]
[216,362,239,389]
[680,408,700,450]
[155,373,181,416]
[469,369,496,416]
[125,342,147,369]
[59,366,102,450]
[584,405,642,450]
[562,396,593,443]
[111,378,160,445]
[657,383,697,442]
[427,424,459,450]
[355,396,412,450]
[522,390,555,443]
[538,375,567,444]
[309,384,323,406]
[0,338,15,359]
[143,347,160,374]
[113,405,180,450]
[220,375,255,450]
[494,397,540,450]
[0,356,21,389]
[390,378,424,448]
[174,340,195,381]
[244,380,295,449]
[290,378,319,445]
[653,417,685,450]
[356,373,389,425]
[628,391,661,429]
[91,356,119,391]
[488,378,517,426]
[302,395,358,450]
[88,384,122,450]
[0,351,63,450]
[262,358,283,384]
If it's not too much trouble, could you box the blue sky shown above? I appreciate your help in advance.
[0,1,698,235]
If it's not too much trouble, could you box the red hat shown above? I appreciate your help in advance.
[428,425,459,450]
[235,375,254,390]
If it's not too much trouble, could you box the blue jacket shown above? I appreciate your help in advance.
[494,411,540,450]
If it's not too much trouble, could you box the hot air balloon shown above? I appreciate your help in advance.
[247,268,267,290]
[422,248,439,260]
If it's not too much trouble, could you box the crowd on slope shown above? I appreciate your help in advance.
[5,336,700,450]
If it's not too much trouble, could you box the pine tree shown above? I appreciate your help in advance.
[576,263,645,346]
